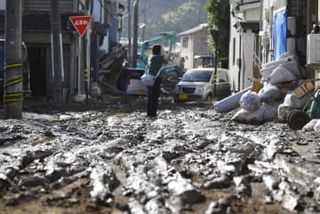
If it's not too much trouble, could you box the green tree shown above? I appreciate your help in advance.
[205,0,230,66]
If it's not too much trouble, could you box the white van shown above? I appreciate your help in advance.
[173,68,231,102]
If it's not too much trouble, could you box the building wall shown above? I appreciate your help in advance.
[241,31,256,89]
[0,0,110,99]
[229,2,243,91]
[179,28,210,70]
[0,1,4,10]
[260,0,288,64]
[193,30,211,59]
[244,7,260,20]
[180,35,194,69]
[229,1,260,91]
[23,0,75,13]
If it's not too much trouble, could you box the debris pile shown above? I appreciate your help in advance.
[214,53,320,129]
[0,102,320,213]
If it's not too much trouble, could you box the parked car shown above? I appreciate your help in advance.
[117,65,184,96]
[173,68,231,102]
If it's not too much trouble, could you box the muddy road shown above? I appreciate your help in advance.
[0,96,320,214]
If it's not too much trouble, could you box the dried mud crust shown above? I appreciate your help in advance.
[0,95,320,213]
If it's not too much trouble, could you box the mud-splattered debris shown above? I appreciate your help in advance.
[204,175,231,189]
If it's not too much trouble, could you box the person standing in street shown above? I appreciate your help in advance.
[146,45,167,117]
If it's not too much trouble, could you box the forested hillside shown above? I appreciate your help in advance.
[120,0,208,39]
[143,0,208,38]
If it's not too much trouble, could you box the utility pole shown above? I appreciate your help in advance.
[50,0,64,105]
[85,0,92,104]
[4,0,23,119]
[211,30,218,100]
[132,0,139,67]
[142,0,147,41]
[127,0,132,65]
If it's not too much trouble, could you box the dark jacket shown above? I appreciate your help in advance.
[147,55,164,76]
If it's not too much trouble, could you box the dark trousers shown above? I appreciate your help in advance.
[147,77,161,117]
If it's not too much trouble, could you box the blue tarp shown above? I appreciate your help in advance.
[273,9,287,60]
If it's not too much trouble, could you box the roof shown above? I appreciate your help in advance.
[178,23,208,37]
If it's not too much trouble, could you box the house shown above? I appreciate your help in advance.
[1,0,80,99]
[0,0,123,102]
[259,0,319,80]
[178,23,212,70]
[260,0,302,64]
[228,0,320,91]
[229,0,261,92]
[91,0,122,90]
[306,0,320,86]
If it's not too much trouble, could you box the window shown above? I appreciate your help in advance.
[182,70,212,82]
[182,37,189,48]
[217,70,229,83]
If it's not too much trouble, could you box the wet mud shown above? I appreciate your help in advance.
[0,96,320,213]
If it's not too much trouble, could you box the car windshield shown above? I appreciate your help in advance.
[161,66,184,77]
[182,70,212,82]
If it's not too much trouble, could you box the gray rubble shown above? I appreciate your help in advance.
[0,100,320,213]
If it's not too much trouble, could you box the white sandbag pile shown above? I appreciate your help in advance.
[232,53,305,124]
[260,53,304,80]
[278,93,311,122]
[269,65,297,85]
[303,119,320,132]
[214,88,250,113]
[232,86,284,123]
[240,91,261,112]
[259,83,286,104]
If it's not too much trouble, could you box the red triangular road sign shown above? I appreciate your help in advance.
[69,16,92,37]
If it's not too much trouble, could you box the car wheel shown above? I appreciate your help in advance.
[205,93,213,102]
[173,96,181,103]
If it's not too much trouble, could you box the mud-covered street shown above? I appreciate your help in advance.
[0,96,320,214]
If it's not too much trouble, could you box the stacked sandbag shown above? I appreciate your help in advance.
[268,65,297,85]
[258,83,287,104]
[232,54,305,124]
[303,119,320,132]
[240,91,261,112]
[260,53,305,80]
[232,85,284,123]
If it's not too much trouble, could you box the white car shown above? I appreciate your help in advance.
[118,66,185,96]
[173,68,231,102]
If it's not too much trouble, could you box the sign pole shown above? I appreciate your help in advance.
[74,36,86,102]
[69,15,92,102]
[85,4,92,106]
